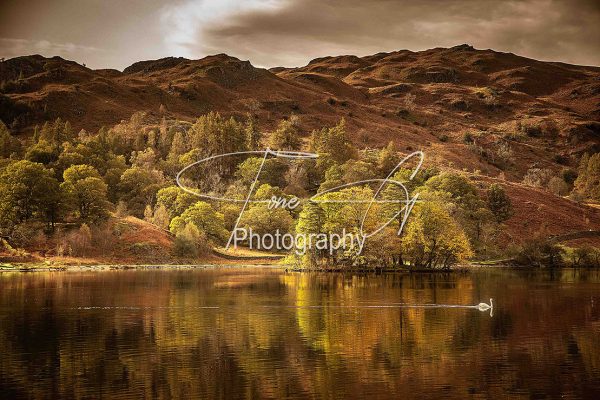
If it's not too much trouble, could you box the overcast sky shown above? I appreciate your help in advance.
[1,0,598,70]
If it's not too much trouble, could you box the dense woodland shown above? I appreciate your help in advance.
[1,112,599,268]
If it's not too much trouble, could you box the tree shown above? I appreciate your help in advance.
[245,115,262,150]
[377,141,399,174]
[0,121,20,158]
[240,203,294,237]
[309,119,356,164]
[61,165,111,222]
[341,159,376,184]
[269,118,301,150]
[173,222,210,257]
[187,112,247,173]
[156,186,198,219]
[574,152,600,200]
[0,160,60,228]
[234,157,288,188]
[423,172,491,246]
[487,183,513,223]
[118,167,165,217]
[295,202,326,266]
[103,154,127,202]
[25,140,57,164]
[169,201,228,244]
[150,204,170,230]
[401,201,472,269]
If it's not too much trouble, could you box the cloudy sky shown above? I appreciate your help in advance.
[1,0,599,70]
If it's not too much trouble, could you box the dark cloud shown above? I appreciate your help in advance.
[1,0,598,69]
[193,0,600,67]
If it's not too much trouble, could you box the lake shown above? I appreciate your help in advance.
[0,267,599,399]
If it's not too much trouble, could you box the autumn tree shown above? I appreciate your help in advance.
[377,141,400,174]
[269,118,301,150]
[309,119,356,165]
[170,201,229,245]
[401,201,472,269]
[574,152,600,200]
[156,186,199,219]
[118,167,165,217]
[61,164,111,222]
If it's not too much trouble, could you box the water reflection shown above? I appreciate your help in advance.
[0,268,599,399]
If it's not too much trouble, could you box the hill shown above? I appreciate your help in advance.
[1,45,599,255]
[1,45,598,180]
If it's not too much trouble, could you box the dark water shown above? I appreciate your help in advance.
[0,268,599,399]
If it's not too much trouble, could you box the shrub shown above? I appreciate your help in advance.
[493,141,513,167]
[520,122,542,137]
[515,238,564,267]
[565,246,600,268]
[523,167,553,188]
[562,168,577,185]
[66,224,93,257]
[173,222,210,257]
[547,176,570,196]
[462,131,475,144]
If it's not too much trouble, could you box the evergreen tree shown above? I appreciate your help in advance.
[487,183,513,223]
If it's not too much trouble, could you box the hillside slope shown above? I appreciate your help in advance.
[1,45,599,250]
[1,45,598,180]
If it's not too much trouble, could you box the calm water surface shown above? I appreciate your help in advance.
[0,268,599,399]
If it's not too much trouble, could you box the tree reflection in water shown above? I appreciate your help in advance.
[0,268,598,399]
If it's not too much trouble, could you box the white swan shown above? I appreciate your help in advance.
[476,298,493,312]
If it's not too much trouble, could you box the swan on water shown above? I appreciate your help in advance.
[476,298,493,311]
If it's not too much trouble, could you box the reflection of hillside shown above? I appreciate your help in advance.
[0,269,599,398]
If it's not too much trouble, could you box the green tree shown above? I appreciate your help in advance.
[245,115,262,150]
[401,201,472,269]
[234,157,288,188]
[377,141,400,174]
[170,201,228,244]
[103,155,128,202]
[295,202,326,266]
[341,160,376,184]
[25,140,57,164]
[187,112,247,173]
[238,185,293,235]
[574,152,600,200]
[487,183,513,222]
[318,164,344,192]
[269,118,301,150]
[0,121,20,158]
[0,160,60,228]
[156,186,199,219]
[309,119,356,164]
[118,167,165,217]
[61,165,111,222]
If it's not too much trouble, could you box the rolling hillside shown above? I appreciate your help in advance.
[1,44,599,250]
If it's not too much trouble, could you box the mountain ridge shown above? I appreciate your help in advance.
[1,45,599,182]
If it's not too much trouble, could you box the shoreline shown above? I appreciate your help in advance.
[3,261,589,273]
